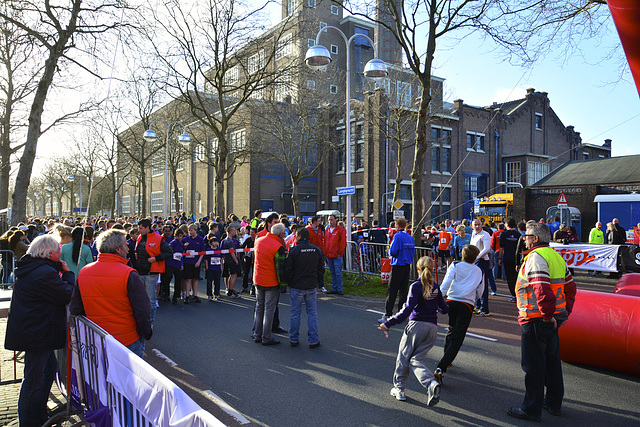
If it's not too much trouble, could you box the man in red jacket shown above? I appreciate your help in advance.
[71,229,152,358]
[324,214,347,295]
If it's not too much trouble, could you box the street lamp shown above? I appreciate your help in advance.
[497,181,524,191]
[305,26,388,259]
[142,120,191,219]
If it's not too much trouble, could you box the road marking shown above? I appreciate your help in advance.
[204,390,250,425]
[466,332,497,342]
[367,309,385,315]
[151,348,178,366]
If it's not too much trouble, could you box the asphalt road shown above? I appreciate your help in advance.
[149,273,640,426]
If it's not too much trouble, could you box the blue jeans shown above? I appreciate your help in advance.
[475,258,490,313]
[520,320,564,417]
[19,350,58,427]
[142,274,158,323]
[128,337,146,358]
[289,288,319,345]
[327,256,343,292]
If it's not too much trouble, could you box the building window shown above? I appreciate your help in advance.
[151,191,163,213]
[176,153,185,171]
[230,129,246,152]
[275,72,295,102]
[527,161,550,186]
[331,44,338,55]
[476,134,485,151]
[275,33,293,60]
[247,50,265,75]
[463,174,488,201]
[330,84,338,94]
[308,38,315,48]
[170,188,184,212]
[121,195,131,214]
[442,146,451,173]
[331,5,339,15]
[355,140,364,170]
[396,81,411,107]
[431,204,441,222]
[308,0,316,8]
[223,65,239,86]
[505,161,521,187]
[195,144,205,162]
[152,151,164,177]
[535,113,543,130]
[442,129,451,145]
[307,80,316,90]
[466,132,485,151]
[337,146,345,172]
[354,26,372,48]
[431,145,440,173]
[355,188,364,214]
[249,87,264,100]
[583,152,590,160]
[320,22,327,32]
[210,138,218,158]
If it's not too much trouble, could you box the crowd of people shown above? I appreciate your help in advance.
[2,209,632,424]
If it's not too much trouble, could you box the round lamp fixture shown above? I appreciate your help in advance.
[305,45,332,71]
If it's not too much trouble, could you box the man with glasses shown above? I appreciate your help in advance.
[507,222,576,422]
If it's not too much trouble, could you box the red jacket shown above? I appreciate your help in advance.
[491,230,503,251]
[136,231,166,273]
[78,253,140,346]
[306,225,324,254]
[253,232,285,287]
[324,225,347,259]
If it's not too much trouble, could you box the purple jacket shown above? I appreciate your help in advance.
[166,238,184,269]
[384,280,449,328]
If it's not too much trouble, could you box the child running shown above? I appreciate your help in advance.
[378,256,449,406]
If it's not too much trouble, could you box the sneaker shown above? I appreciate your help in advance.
[155,301,159,308]
[320,286,328,293]
[227,290,233,297]
[214,295,221,301]
[172,298,178,305]
[378,315,389,323]
[240,288,249,293]
[490,291,497,296]
[473,311,490,317]
[192,296,201,303]
[208,295,213,301]
[473,308,481,315]
[508,296,517,303]
[433,368,443,385]
[427,381,440,407]
[390,387,406,401]
[183,297,190,304]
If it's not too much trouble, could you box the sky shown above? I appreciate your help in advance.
[31,2,640,175]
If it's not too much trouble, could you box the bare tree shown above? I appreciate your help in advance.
[0,0,131,224]
[140,0,297,217]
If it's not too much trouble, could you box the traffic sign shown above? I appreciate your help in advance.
[557,191,568,207]
[393,200,403,210]
[337,186,356,196]
[393,210,404,219]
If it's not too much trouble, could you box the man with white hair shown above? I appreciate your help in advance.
[252,222,287,345]
[71,229,152,357]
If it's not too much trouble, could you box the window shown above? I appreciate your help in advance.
[431,145,440,173]
[337,146,345,172]
[431,204,441,222]
[176,153,185,171]
[355,188,364,214]
[354,27,372,48]
[195,144,205,162]
[151,192,163,213]
[331,5,339,15]
[535,113,543,130]
[463,174,488,201]
[308,38,315,48]
[275,72,296,102]
[230,129,246,152]
[223,65,239,86]
[247,50,265,75]
[442,147,451,173]
[210,138,218,158]
[527,161,549,186]
[121,195,131,214]
[466,132,485,151]
[505,161,521,187]
[308,0,315,7]
[170,188,184,212]
[330,84,338,94]
[331,44,338,55]
[249,87,264,100]
[353,123,364,170]
[320,22,327,32]
[284,0,295,16]
[151,151,164,177]
[276,33,293,60]
[583,152,590,160]
[306,80,316,90]
[431,186,441,203]
[396,81,411,107]
[355,140,364,170]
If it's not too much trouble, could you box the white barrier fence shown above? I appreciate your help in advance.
[69,315,223,426]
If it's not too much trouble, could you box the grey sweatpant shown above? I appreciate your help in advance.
[393,320,438,390]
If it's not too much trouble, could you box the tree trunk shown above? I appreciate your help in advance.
[215,155,226,218]
[140,168,147,217]
[291,179,300,219]
[172,170,180,216]
[410,84,431,245]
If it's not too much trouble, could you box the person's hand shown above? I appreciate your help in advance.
[195,262,201,268]
[543,317,558,329]
[498,259,502,266]
[60,260,69,273]
[378,323,389,332]
[149,256,156,263]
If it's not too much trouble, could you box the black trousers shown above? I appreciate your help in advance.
[165,265,182,299]
[503,260,518,296]
[437,300,473,372]
[384,264,410,316]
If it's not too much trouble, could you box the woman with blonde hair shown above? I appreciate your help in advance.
[379,256,449,406]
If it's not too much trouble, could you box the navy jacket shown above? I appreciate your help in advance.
[4,255,74,351]
[285,239,324,290]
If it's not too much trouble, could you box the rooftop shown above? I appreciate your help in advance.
[533,155,640,187]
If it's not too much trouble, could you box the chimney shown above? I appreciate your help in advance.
[604,138,612,148]
[526,87,535,94]
[453,99,464,111]
[375,0,403,66]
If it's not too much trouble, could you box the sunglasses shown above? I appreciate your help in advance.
[524,234,536,237]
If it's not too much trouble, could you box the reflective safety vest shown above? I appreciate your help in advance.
[515,246,568,321]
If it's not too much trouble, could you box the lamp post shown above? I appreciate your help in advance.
[305,27,388,260]
[142,120,191,219]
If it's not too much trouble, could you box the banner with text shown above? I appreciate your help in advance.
[549,243,620,272]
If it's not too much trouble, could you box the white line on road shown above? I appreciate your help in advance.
[204,390,251,425]
[367,309,385,315]
[151,348,178,366]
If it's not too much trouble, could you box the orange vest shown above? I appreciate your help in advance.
[138,231,165,273]
[78,253,139,346]
[253,232,284,287]
[515,246,568,321]
[438,231,452,250]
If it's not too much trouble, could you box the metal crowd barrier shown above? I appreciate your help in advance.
[0,317,22,386]
[0,249,15,289]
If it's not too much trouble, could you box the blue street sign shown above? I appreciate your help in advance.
[337,186,356,196]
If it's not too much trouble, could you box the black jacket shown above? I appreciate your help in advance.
[4,255,74,351]
[284,239,324,290]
